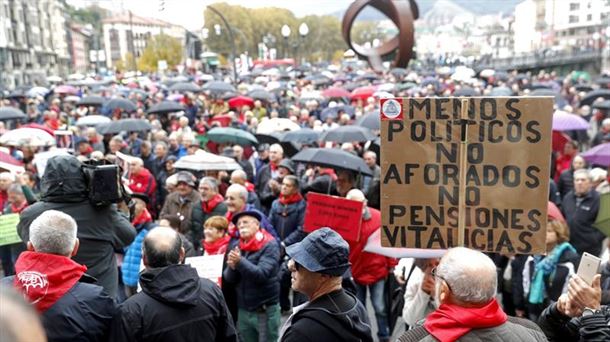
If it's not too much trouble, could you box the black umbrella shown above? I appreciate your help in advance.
[320,105,356,121]
[595,77,610,87]
[581,89,610,106]
[453,87,479,97]
[248,89,275,102]
[320,126,376,143]
[494,71,509,82]
[0,107,26,121]
[355,112,380,130]
[202,81,236,94]
[489,87,513,96]
[254,132,282,145]
[169,82,201,93]
[104,98,137,112]
[78,95,106,107]
[281,128,320,144]
[574,85,594,93]
[130,89,150,99]
[529,89,568,108]
[97,119,152,134]
[529,82,553,90]
[221,91,239,101]
[147,101,185,115]
[291,148,373,176]
[593,100,610,110]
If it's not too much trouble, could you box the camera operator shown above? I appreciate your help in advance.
[17,155,136,299]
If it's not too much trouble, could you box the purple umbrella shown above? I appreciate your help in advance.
[582,143,610,166]
[552,110,590,131]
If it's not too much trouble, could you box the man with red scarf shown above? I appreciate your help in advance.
[397,247,546,342]
[128,157,157,215]
[255,143,283,194]
[7,210,116,341]
[268,175,306,313]
[224,210,280,342]
[224,183,277,239]
[191,177,228,249]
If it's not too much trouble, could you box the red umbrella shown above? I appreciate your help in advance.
[0,150,23,166]
[21,123,56,136]
[552,130,570,153]
[350,86,378,101]
[228,96,255,109]
[322,87,350,98]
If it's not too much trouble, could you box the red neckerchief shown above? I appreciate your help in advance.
[89,136,99,144]
[239,229,275,252]
[279,192,303,205]
[245,181,255,192]
[270,161,278,172]
[14,251,87,313]
[424,299,507,342]
[45,119,59,130]
[10,201,28,214]
[132,208,152,226]
[202,235,230,255]
[202,194,224,214]
[80,145,93,156]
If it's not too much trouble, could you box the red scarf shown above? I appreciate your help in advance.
[424,299,507,342]
[270,161,278,172]
[203,235,231,255]
[202,194,224,214]
[279,192,303,205]
[132,208,152,226]
[14,251,87,313]
[245,181,255,192]
[239,229,275,252]
[10,201,28,214]
[319,168,337,181]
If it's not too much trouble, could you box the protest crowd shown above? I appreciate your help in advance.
[0,63,609,342]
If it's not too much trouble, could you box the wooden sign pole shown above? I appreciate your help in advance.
[457,98,469,247]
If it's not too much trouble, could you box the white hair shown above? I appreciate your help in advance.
[574,168,592,181]
[436,247,497,304]
[346,189,366,202]
[231,169,248,182]
[227,183,248,202]
[29,210,78,256]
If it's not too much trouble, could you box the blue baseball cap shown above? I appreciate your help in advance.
[286,227,351,276]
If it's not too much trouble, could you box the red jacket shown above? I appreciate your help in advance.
[128,168,157,199]
[348,207,398,285]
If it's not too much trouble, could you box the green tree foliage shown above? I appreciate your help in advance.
[137,34,183,72]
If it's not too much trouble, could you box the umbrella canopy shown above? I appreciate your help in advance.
[594,192,610,236]
[390,68,408,78]
[76,115,112,126]
[247,89,274,102]
[489,87,514,96]
[0,150,24,173]
[291,148,373,176]
[320,125,377,143]
[64,95,81,103]
[78,95,106,107]
[202,81,236,94]
[453,87,479,97]
[595,77,610,88]
[322,87,351,98]
[281,128,320,144]
[552,110,590,131]
[254,132,282,145]
[320,105,356,121]
[21,123,55,136]
[169,82,201,93]
[355,112,380,130]
[0,107,26,121]
[529,89,568,108]
[593,100,610,110]
[206,127,258,146]
[228,96,255,109]
[350,86,377,101]
[27,86,49,98]
[104,98,137,112]
[581,142,610,166]
[256,118,300,134]
[574,85,594,93]
[54,85,78,95]
[147,101,185,115]
[174,150,242,172]
[580,89,610,106]
[96,119,152,134]
[0,128,56,147]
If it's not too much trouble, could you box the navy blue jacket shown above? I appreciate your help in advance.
[223,237,280,311]
[268,198,307,246]
[561,189,603,257]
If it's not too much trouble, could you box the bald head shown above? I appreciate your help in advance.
[142,227,184,268]
[436,247,497,304]
[346,189,366,202]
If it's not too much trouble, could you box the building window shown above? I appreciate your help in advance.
[569,15,579,23]
[570,3,580,11]
[587,14,592,21]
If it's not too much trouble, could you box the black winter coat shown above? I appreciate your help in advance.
[110,264,237,342]
[268,197,306,245]
[17,155,135,298]
[561,189,603,257]
[281,289,373,342]
[538,302,610,342]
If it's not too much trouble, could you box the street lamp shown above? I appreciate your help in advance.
[298,23,309,64]
[281,25,291,59]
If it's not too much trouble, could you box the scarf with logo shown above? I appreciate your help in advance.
[239,229,275,252]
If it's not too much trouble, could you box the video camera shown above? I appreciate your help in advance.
[81,159,135,220]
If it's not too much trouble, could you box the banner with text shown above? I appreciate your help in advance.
[380,97,553,254]
[304,192,363,242]
[0,214,21,246]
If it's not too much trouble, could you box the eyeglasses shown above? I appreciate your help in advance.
[431,267,452,292]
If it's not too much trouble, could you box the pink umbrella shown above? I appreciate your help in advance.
[582,142,610,166]
[552,110,590,131]
[350,86,378,101]
[322,87,350,98]
[54,85,78,95]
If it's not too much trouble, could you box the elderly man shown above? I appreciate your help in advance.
[224,210,280,342]
[191,177,228,248]
[255,143,284,194]
[139,140,155,172]
[7,210,116,341]
[361,151,381,193]
[231,169,261,209]
[160,171,201,234]
[111,227,237,341]
[346,189,397,342]
[260,158,295,213]
[225,183,276,238]
[561,169,604,256]
[398,247,546,342]
[128,157,157,211]
[280,228,373,342]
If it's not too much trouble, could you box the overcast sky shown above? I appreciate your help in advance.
[68,0,353,30]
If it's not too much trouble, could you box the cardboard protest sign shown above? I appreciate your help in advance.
[185,254,224,287]
[303,192,364,242]
[0,214,22,246]
[380,97,553,254]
